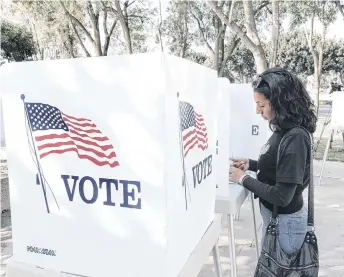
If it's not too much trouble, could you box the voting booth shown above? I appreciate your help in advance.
[0,53,218,277]
[214,78,231,195]
[0,101,5,147]
[215,81,270,196]
[331,91,344,132]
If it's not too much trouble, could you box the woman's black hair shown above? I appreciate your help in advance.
[252,67,317,133]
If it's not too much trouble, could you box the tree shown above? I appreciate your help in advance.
[189,1,240,77]
[286,0,338,115]
[60,0,156,56]
[59,0,118,56]
[207,0,274,73]
[277,30,344,87]
[162,1,191,58]
[9,0,156,59]
[11,1,81,60]
[1,20,36,61]
[227,43,256,82]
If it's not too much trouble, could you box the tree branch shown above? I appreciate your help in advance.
[103,10,109,37]
[304,12,315,53]
[59,1,95,44]
[103,18,117,55]
[219,36,240,77]
[190,11,215,55]
[69,19,91,57]
[254,1,270,16]
[227,0,236,25]
[242,0,260,45]
[207,0,257,52]
[114,0,133,53]
[87,1,98,25]
[128,1,136,8]
[270,0,280,67]
[108,18,118,37]
[101,1,118,13]
[86,1,101,55]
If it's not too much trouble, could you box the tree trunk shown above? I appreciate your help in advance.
[69,20,91,57]
[254,46,268,73]
[103,18,117,55]
[115,0,133,54]
[270,0,280,67]
[313,67,320,116]
[207,0,268,74]
[315,24,326,116]
[27,18,43,60]
[218,36,240,77]
[87,1,102,56]
[304,13,320,115]
[180,1,188,58]
[214,24,220,71]
[60,1,93,57]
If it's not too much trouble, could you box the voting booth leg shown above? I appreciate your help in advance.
[227,215,237,277]
[318,129,334,186]
[249,192,260,259]
[212,242,223,277]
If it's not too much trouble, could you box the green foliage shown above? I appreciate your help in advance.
[323,40,344,73]
[227,44,256,82]
[277,30,344,76]
[1,20,35,61]
[286,0,338,29]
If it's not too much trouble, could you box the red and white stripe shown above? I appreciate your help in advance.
[183,113,208,157]
[34,113,119,168]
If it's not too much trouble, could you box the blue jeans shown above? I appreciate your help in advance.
[260,202,308,255]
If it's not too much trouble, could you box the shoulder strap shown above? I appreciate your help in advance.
[306,129,314,229]
[273,127,314,229]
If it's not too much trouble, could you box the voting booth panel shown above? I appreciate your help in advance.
[331,91,344,132]
[214,78,231,197]
[161,54,218,277]
[228,84,269,160]
[0,101,5,147]
[215,83,269,197]
[0,53,217,277]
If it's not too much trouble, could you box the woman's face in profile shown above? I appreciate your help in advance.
[254,92,273,121]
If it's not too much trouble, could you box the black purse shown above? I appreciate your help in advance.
[254,128,319,277]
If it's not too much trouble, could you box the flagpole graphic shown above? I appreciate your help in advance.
[177,92,190,210]
[21,94,50,213]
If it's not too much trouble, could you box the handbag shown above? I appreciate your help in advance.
[253,127,319,277]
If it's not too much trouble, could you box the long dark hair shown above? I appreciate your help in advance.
[252,67,317,133]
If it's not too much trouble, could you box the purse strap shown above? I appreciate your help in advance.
[273,127,314,229]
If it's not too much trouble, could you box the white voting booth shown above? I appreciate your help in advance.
[0,104,5,147]
[318,91,344,186]
[216,81,270,198]
[331,91,344,132]
[0,53,218,277]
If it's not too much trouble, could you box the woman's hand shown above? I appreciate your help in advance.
[229,166,245,183]
[230,157,249,171]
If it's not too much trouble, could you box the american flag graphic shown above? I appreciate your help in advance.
[25,102,119,168]
[179,101,208,157]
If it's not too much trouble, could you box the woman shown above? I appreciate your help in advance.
[229,67,317,255]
